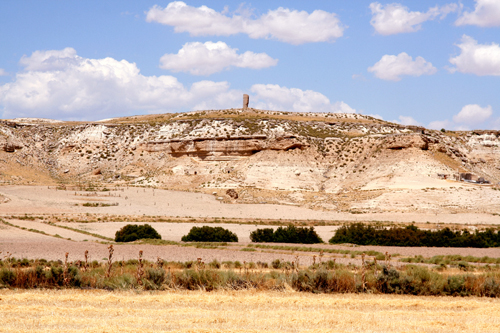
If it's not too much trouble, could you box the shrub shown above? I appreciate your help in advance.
[377,266,401,293]
[271,259,282,269]
[329,223,500,248]
[250,225,323,244]
[249,228,274,242]
[115,224,162,242]
[209,259,221,269]
[0,268,16,286]
[146,268,165,287]
[181,226,238,242]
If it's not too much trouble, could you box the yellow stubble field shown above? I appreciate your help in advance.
[1,289,500,332]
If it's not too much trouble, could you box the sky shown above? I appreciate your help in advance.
[0,0,499,130]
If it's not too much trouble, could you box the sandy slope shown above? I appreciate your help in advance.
[1,186,499,224]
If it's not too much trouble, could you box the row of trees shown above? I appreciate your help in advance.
[114,224,322,243]
[115,223,500,248]
[329,223,500,248]
[250,226,323,244]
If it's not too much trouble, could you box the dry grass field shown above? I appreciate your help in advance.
[1,289,499,332]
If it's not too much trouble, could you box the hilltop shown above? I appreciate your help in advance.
[1,108,499,215]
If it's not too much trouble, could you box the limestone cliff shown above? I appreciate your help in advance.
[0,109,499,209]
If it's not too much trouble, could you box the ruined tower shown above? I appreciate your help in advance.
[243,94,249,109]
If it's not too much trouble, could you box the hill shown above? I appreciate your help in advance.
[1,108,499,215]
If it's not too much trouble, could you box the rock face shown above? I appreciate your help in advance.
[383,134,430,150]
[0,108,499,199]
[140,135,307,160]
[0,135,23,152]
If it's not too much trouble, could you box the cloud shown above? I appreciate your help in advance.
[368,52,437,81]
[429,104,493,130]
[18,47,80,71]
[0,48,241,120]
[369,2,458,35]
[250,84,355,113]
[449,35,500,76]
[351,73,367,81]
[453,104,493,124]
[395,115,423,126]
[159,41,278,76]
[146,2,345,44]
[0,48,347,120]
[428,119,452,130]
[366,113,383,120]
[492,117,500,130]
[455,0,500,27]
[0,69,8,76]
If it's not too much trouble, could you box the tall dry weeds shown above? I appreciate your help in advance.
[361,253,366,291]
[136,250,144,284]
[106,245,114,278]
[63,252,70,287]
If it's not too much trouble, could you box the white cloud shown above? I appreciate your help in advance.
[331,101,356,113]
[453,104,493,124]
[159,41,278,76]
[368,52,437,81]
[0,69,8,76]
[428,104,493,130]
[449,35,500,76]
[146,2,345,45]
[369,2,457,35]
[250,84,355,113]
[395,115,423,126]
[0,48,346,120]
[455,0,500,27]
[366,113,383,120]
[351,73,367,81]
[19,47,79,71]
[491,117,500,130]
[0,48,241,120]
[428,119,452,130]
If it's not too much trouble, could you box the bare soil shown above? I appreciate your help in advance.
[1,185,499,224]
[2,220,500,265]
[1,185,500,265]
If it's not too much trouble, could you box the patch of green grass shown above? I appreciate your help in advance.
[134,239,179,246]
[249,244,387,258]
[45,222,113,241]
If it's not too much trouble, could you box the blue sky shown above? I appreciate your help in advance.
[0,1,499,130]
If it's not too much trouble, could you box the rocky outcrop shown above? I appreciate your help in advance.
[383,134,429,150]
[226,189,238,199]
[468,133,500,147]
[0,136,23,152]
[1,109,499,190]
[140,135,307,160]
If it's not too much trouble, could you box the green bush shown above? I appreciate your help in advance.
[181,226,238,242]
[0,268,16,286]
[115,224,162,242]
[330,223,500,247]
[250,225,323,244]
[271,259,282,269]
[249,228,274,242]
[146,268,165,287]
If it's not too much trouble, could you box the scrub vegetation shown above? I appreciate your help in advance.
[330,223,500,247]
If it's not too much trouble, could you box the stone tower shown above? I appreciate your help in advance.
[243,94,249,109]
